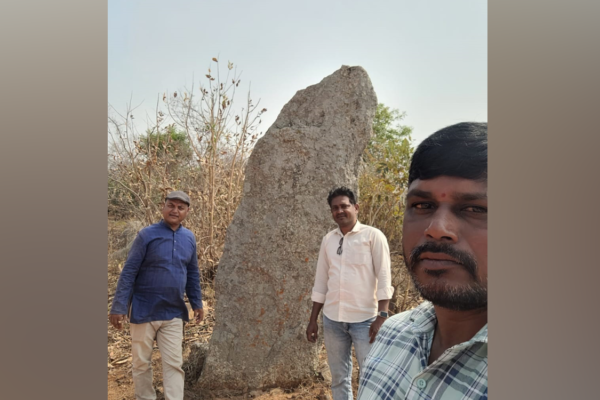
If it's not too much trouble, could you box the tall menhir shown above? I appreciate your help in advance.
[198,65,378,392]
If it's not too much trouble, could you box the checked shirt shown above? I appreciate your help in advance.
[357,301,487,400]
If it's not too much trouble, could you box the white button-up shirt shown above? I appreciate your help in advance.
[311,221,394,323]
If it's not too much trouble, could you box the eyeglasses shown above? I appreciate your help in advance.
[337,237,343,255]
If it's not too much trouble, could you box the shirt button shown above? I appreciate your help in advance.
[416,379,427,389]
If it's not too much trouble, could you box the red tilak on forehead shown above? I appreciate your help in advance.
[441,193,446,197]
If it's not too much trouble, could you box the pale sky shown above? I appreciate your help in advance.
[108,0,487,145]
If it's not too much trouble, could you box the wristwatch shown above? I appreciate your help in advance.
[377,311,389,318]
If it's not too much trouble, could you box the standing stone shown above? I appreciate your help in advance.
[198,66,377,391]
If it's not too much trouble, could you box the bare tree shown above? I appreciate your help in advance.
[108,58,266,284]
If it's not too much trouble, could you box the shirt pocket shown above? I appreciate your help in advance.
[347,240,372,267]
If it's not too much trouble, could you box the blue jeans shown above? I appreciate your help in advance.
[323,314,376,400]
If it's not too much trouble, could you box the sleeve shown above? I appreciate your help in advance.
[110,231,147,315]
[185,237,203,310]
[311,235,329,304]
[371,229,395,301]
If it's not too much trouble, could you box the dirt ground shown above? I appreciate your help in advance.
[107,222,362,400]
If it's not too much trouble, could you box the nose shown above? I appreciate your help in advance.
[424,209,458,243]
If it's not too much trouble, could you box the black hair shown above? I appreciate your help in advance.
[327,186,357,207]
[408,122,487,185]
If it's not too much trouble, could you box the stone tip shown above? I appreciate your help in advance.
[337,65,369,77]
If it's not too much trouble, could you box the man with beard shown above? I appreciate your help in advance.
[357,122,488,400]
[306,187,395,400]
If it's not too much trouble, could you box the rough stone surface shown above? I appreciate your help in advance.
[198,66,377,391]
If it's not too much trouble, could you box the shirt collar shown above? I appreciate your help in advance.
[159,219,181,232]
[471,324,488,344]
[335,220,362,236]
[409,301,488,344]
[409,301,438,335]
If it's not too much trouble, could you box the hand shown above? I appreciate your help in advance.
[193,308,204,324]
[306,320,319,343]
[109,314,127,330]
[369,316,386,343]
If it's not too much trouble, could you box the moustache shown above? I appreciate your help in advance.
[407,242,478,279]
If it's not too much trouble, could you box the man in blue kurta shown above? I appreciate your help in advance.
[109,191,203,400]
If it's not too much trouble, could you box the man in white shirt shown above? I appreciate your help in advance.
[306,186,395,400]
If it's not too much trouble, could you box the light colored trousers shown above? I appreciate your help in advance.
[323,315,376,400]
[130,318,185,400]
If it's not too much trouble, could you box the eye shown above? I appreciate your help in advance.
[463,206,487,213]
[408,202,435,215]
[412,202,434,210]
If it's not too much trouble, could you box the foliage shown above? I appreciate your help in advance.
[108,58,266,283]
[369,104,412,157]
[359,103,420,313]
[139,126,193,162]
[359,103,413,248]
